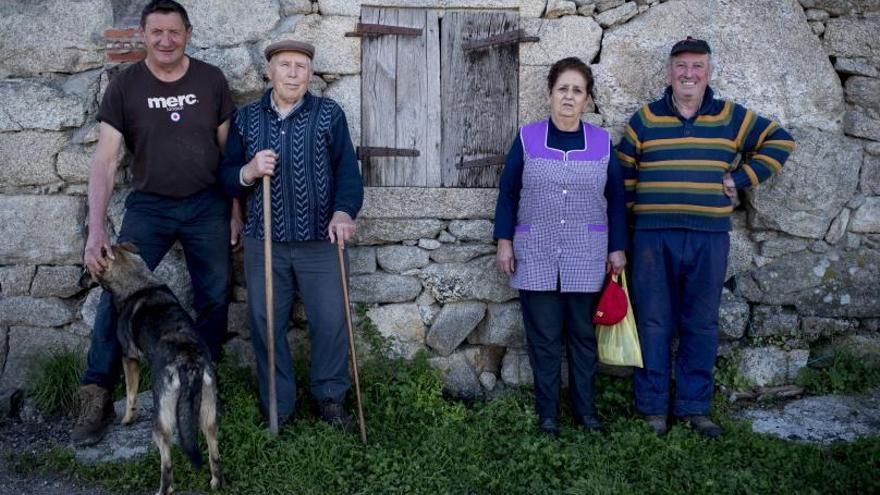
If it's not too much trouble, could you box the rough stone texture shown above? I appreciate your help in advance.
[418,239,441,250]
[447,220,495,243]
[824,15,880,67]
[349,273,422,303]
[0,196,85,265]
[844,110,880,142]
[831,334,880,367]
[348,246,377,274]
[800,317,859,342]
[800,0,880,15]
[429,244,497,263]
[0,131,66,188]
[153,249,195,314]
[0,297,76,327]
[74,392,153,464]
[366,303,427,359]
[196,46,264,99]
[849,197,880,233]
[56,143,99,185]
[181,0,280,48]
[324,75,361,146]
[595,1,637,27]
[861,143,880,195]
[501,348,533,386]
[520,16,602,66]
[30,266,84,298]
[0,0,110,78]
[750,305,799,339]
[0,326,87,390]
[760,235,809,258]
[718,289,749,340]
[480,371,497,391]
[0,80,89,132]
[282,0,315,15]
[741,390,880,444]
[545,0,577,18]
[353,219,445,245]
[727,213,756,279]
[834,58,879,78]
[594,0,844,131]
[429,351,482,398]
[80,287,102,329]
[376,245,430,273]
[738,346,809,387]
[420,255,519,303]
[736,248,880,318]
[473,302,527,347]
[263,15,360,75]
[0,265,35,297]
[318,0,359,16]
[825,208,850,245]
[426,302,486,356]
[845,76,880,114]
[747,128,862,239]
[460,345,504,374]
[597,0,624,12]
[360,188,496,219]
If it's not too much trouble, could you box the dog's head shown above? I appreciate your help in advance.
[81,242,161,297]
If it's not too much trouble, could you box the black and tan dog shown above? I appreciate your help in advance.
[82,242,223,495]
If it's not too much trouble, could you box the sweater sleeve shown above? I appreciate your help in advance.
[616,114,642,212]
[604,144,628,252]
[218,113,250,198]
[329,108,364,219]
[493,135,525,240]
[730,106,796,190]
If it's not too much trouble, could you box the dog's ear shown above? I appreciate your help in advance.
[78,268,98,290]
[117,242,140,254]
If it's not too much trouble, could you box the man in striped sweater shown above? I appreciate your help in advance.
[616,37,795,438]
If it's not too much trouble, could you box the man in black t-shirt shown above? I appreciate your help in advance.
[73,0,240,447]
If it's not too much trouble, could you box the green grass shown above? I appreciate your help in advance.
[796,352,880,395]
[27,347,86,416]
[15,351,880,495]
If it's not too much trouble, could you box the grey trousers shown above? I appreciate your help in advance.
[243,236,351,420]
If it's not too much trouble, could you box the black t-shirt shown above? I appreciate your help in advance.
[97,57,235,198]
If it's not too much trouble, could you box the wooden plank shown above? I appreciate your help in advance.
[393,8,427,186]
[461,29,539,51]
[357,146,420,158]
[345,22,422,37]
[457,154,507,169]
[424,10,442,187]
[441,11,519,187]
[360,7,398,186]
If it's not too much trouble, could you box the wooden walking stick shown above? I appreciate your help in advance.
[336,240,367,444]
[263,176,278,436]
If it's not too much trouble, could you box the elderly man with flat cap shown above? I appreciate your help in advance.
[617,37,795,438]
[219,40,363,430]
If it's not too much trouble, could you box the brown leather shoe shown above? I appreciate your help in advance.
[70,384,115,447]
[318,399,355,433]
[681,415,723,439]
[644,415,669,436]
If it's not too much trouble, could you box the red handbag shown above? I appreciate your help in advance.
[593,272,628,325]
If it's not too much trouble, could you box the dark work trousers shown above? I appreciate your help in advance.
[632,229,729,417]
[519,289,598,421]
[243,236,351,421]
[81,187,231,389]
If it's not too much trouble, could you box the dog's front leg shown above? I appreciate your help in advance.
[121,358,140,425]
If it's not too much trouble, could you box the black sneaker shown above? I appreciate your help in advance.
[681,415,723,439]
[644,415,669,436]
[318,399,355,433]
[577,415,604,433]
[538,417,560,438]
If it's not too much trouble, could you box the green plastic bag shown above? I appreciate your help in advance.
[596,270,643,368]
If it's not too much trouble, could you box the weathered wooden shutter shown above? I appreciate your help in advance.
[360,7,441,187]
[440,11,519,188]
[359,8,521,188]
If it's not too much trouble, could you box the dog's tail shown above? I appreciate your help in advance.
[176,360,204,470]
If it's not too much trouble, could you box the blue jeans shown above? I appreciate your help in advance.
[631,229,728,417]
[519,290,598,421]
[81,187,231,389]
[243,237,351,421]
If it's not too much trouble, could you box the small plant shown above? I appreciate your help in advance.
[714,351,755,392]
[27,347,85,416]
[796,352,880,395]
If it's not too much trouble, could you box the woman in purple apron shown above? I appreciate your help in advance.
[494,57,627,438]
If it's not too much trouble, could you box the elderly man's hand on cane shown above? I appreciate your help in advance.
[328,211,356,246]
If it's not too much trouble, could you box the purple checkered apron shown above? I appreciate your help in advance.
[511,119,610,293]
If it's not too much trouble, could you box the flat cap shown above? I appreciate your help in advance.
[264,40,315,61]
[670,36,711,56]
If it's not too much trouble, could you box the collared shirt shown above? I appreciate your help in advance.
[239,91,305,186]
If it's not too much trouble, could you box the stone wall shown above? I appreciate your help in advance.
[1,0,878,397]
